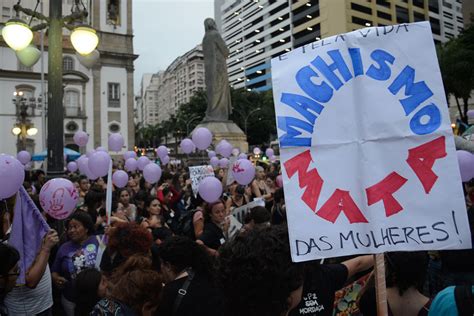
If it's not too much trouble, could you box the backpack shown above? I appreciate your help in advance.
[176,210,197,240]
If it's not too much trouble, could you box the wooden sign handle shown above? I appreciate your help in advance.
[374,253,388,316]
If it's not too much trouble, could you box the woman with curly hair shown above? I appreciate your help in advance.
[157,236,222,316]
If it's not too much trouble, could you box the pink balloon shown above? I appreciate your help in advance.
[238,153,248,160]
[232,148,240,157]
[265,148,274,157]
[96,146,107,152]
[180,138,195,154]
[161,155,170,165]
[198,176,222,203]
[112,170,128,188]
[192,127,213,150]
[157,146,168,159]
[457,150,474,182]
[0,154,25,199]
[143,163,162,184]
[276,175,283,188]
[219,158,229,168]
[253,147,261,155]
[208,150,216,159]
[231,159,255,185]
[39,178,78,220]
[73,131,89,147]
[210,156,219,167]
[108,133,124,152]
[218,140,232,158]
[88,151,111,178]
[17,150,31,165]
[125,158,138,172]
[123,151,137,160]
[67,161,78,173]
[137,156,150,171]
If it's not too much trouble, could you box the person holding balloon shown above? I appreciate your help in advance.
[51,211,101,316]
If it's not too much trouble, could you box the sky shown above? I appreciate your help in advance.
[133,0,214,94]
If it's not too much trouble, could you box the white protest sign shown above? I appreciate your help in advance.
[271,22,472,262]
[226,156,238,186]
[189,165,215,196]
[232,198,266,224]
[227,214,243,239]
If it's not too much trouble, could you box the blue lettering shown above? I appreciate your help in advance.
[281,93,324,125]
[348,48,364,77]
[295,66,333,103]
[366,49,395,81]
[277,117,313,147]
[410,103,441,135]
[311,49,353,90]
[388,66,434,116]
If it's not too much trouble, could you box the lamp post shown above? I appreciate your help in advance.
[234,107,262,135]
[185,115,201,135]
[12,91,40,152]
[2,0,99,177]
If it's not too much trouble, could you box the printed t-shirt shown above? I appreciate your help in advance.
[52,235,100,301]
[289,263,348,316]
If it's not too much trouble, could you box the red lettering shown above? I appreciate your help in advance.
[366,172,408,217]
[406,136,446,194]
[284,150,323,211]
[316,189,368,223]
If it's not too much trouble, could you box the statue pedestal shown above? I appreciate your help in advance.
[195,121,248,153]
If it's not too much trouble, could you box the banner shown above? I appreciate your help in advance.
[231,198,265,224]
[189,165,215,196]
[271,22,472,262]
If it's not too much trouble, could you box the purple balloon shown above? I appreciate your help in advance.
[468,110,474,119]
[457,150,474,182]
[265,148,274,157]
[276,175,283,188]
[123,151,137,160]
[208,150,216,159]
[192,127,213,150]
[73,131,89,147]
[157,146,168,159]
[24,162,32,171]
[219,141,233,158]
[198,176,223,203]
[269,155,277,162]
[67,161,78,172]
[88,151,111,178]
[39,178,78,220]
[238,153,248,160]
[125,158,138,172]
[96,146,107,152]
[232,148,240,157]
[86,149,96,158]
[253,147,261,155]
[143,163,162,184]
[17,150,31,165]
[161,155,170,165]
[180,138,195,154]
[219,158,229,168]
[77,155,88,173]
[210,156,219,167]
[231,158,255,185]
[108,133,124,152]
[137,156,150,171]
[112,170,128,188]
[0,154,25,199]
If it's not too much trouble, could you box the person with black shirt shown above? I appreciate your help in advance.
[0,244,20,316]
[197,201,230,255]
[290,255,373,316]
[156,236,223,316]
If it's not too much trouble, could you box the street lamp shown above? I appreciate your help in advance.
[12,91,40,151]
[234,107,262,135]
[184,115,201,135]
[3,0,99,177]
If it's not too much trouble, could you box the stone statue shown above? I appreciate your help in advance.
[202,18,232,121]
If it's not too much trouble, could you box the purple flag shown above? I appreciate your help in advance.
[8,186,50,285]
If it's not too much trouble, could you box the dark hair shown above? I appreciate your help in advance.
[74,268,102,316]
[244,206,271,224]
[158,236,215,276]
[235,185,245,195]
[273,188,285,204]
[217,225,304,316]
[162,187,171,197]
[385,251,428,295]
[66,211,95,236]
[144,195,159,209]
[0,243,20,275]
[84,188,105,213]
[78,175,89,183]
[108,223,153,257]
[161,171,173,182]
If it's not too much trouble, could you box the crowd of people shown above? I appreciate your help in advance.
[0,157,473,316]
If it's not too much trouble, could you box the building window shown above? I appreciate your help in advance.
[64,90,80,116]
[109,123,120,133]
[376,0,390,8]
[430,17,441,35]
[352,16,372,26]
[107,0,120,25]
[429,0,439,13]
[396,6,409,23]
[63,56,74,71]
[2,6,11,19]
[108,83,120,107]
[66,121,79,133]
[414,11,425,22]
[351,3,372,15]
[412,0,424,8]
[18,60,33,72]
[377,11,392,20]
